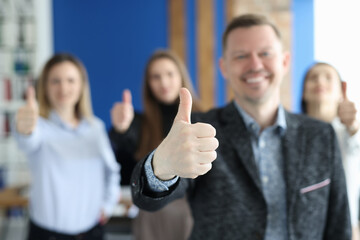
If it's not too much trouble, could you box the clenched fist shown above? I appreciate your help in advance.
[152,88,219,180]
[16,86,39,135]
[111,89,134,133]
[338,82,359,135]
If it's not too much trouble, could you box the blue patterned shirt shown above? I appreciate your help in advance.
[235,103,288,240]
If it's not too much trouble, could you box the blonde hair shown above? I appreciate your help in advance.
[37,53,93,119]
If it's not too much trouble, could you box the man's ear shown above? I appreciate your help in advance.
[219,57,228,80]
[282,51,291,74]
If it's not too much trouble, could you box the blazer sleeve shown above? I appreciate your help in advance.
[130,154,191,212]
[323,126,352,239]
[130,112,202,211]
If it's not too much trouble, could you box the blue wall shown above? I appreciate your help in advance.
[53,1,168,128]
[214,0,226,106]
[292,0,314,112]
[53,0,314,124]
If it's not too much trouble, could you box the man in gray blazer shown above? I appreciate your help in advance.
[131,14,351,240]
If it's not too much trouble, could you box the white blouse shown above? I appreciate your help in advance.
[14,111,121,234]
[332,117,360,226]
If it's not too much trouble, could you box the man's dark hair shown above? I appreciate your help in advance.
[222,14,281,52]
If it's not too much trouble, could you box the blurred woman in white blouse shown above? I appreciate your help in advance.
[14,53,120,240]
[301,62,360,240]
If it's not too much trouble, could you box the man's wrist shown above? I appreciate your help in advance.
[153,151,175,181]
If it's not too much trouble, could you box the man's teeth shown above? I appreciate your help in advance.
[246,77,263,83]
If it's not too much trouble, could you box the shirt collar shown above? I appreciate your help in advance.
[49,110,88,131]
[234,102,287,136]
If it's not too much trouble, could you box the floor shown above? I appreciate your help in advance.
[0,214,134,240]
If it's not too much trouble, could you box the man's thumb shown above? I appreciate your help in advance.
[26,86,37,108]
[175,88,192,123]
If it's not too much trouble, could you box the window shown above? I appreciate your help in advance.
[314,0,360,102]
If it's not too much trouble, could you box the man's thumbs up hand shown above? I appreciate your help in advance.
[16,86,39,135]
[153,88,219,180]
[338,81,359,135]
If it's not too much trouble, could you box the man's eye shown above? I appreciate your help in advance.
[235,55,246,60]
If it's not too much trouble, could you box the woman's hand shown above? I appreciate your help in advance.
[338,82,359,135]
[16,86,38,135]
[111,89,134,133]
[99,209,108,225]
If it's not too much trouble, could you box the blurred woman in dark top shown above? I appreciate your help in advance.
[109,49,201,240]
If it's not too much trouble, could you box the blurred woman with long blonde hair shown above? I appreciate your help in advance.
[14,53,120,240]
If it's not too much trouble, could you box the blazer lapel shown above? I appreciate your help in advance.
[282,112,305,217]
[221,102,262,192]
[220,105,305,199]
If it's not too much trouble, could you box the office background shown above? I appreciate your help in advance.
[2,0,360,239]
[51,0,314,129]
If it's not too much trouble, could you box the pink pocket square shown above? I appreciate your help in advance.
[300,178,331,194]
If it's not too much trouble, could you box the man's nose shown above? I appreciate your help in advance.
[249,53,263,71]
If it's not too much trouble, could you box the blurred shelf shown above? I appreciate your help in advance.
[0,101,24,112]
[0,186,28,208]
[0,46,36,52]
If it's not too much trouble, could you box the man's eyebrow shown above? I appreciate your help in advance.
[229,50,247,56]
[259,46,274,51]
